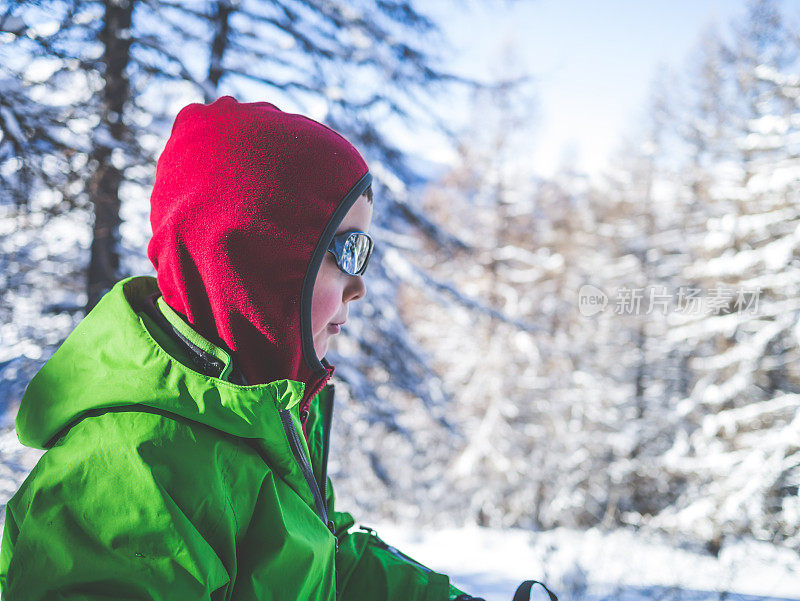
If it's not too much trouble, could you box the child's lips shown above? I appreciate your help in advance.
[328,321,344,333]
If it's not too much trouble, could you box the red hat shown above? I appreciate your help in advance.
[148,96,371,411]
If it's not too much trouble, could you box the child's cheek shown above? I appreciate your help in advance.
[310,264,343,335]
[312,292,336,330]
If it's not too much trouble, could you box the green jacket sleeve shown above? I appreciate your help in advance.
[327,480,468,601]
[0,411,236,601]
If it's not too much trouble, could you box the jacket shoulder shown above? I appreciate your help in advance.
[11,407,269,545]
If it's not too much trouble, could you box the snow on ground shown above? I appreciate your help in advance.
[370,522,800,601]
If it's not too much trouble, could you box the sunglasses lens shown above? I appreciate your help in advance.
[341,233,372,275]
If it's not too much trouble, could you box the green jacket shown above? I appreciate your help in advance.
[0,277,466,600]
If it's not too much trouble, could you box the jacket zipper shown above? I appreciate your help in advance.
[358,526,432,573]
[319,387,334,520]
[384,543,432,573]
[279,409,332,532]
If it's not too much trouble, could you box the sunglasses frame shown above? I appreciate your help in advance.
[327,230,374,276]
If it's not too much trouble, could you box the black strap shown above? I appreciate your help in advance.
[512,580,558,601]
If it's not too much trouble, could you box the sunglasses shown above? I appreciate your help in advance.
[327,230,374,276]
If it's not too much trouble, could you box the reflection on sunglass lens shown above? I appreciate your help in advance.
[354,237,366,270]
[342,233,369,274]
[342,236,357,274]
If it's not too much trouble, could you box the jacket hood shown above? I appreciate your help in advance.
[147,96,371,403]
[17,277,312,482]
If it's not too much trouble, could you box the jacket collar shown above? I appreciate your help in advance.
[142,291,248,385]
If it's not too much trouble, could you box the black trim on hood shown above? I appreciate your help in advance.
[300,171,373,377]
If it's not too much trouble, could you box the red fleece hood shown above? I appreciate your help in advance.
[148,96,371,408]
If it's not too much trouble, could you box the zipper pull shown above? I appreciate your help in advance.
[299,408,309,424]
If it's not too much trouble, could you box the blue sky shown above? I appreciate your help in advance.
[421,0,757,178]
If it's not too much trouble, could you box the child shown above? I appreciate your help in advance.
[0,97,482,600]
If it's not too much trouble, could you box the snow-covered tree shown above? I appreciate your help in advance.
[603,0,800,550]
[652,1,800,548]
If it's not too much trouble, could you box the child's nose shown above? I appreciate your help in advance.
[345,275,366,302]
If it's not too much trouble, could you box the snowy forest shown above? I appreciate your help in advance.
[1,0,800,599]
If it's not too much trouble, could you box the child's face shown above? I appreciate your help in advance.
[311,193,373,359]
